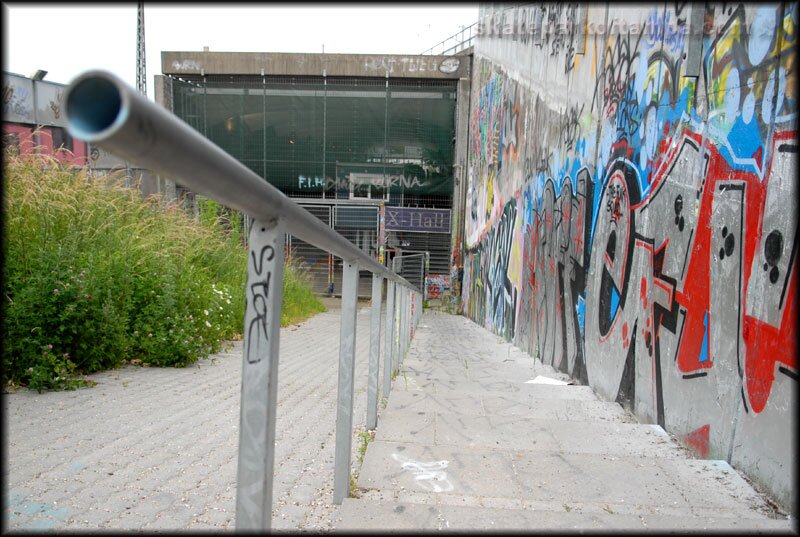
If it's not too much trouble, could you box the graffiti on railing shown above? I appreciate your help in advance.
[245,242,275,365]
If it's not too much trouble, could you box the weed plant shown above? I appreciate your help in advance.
[3,152,324,392]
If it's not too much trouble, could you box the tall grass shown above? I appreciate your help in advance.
[2,151,325,391]
[281,255,327,326]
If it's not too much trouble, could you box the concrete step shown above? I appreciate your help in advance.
[381,397,634,427]
[355,440,783,521]
[374,411,685,458]
[335,496,795,531]
[385,385,601,416]
[401,353,559,384]
[393,374,578,395]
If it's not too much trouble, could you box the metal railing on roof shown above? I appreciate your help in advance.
[63,70,424,531]
[421,21,478,55]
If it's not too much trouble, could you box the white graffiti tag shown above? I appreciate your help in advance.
[391,453,454,492]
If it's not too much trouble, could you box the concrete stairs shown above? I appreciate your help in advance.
[334,312,795,532]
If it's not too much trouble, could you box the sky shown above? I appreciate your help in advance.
[2,3,478,99]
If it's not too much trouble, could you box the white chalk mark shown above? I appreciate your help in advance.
[392,453,454,492]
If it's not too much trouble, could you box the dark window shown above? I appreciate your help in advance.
[51,127,73,153]
[2,132,20,153]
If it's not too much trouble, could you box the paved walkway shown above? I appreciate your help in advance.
[4,306,796,532]
[334,311,796,532]
[4,300,371,531]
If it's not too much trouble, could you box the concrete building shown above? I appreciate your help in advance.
[155,50,472,297]
[2,71,90,167]
[2,71,165,197]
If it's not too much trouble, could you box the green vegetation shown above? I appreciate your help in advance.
[356,428,375,466]
[2,152,324,392]
[349,428,376,498]
[281,256,326,326]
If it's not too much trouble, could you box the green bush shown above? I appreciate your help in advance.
[2,152,324,391]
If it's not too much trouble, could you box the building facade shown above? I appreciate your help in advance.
[3,71,165,196]
[156,51,472,297]
[2,71,90,166]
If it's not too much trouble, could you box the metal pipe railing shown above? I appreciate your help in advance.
[421,21,477,55]
[63,70,418,292]
[63,69,423,530]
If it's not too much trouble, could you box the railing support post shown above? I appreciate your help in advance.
[410,290,416,345]
[391,259,400,375]
[382,279,395,400]
[404,288,409,359]
[399,287,407,366]
[393,287,402,374]
[333,261,359,504]
[235,218,285,531]
[367,274,382,430]
[405,288,411,358]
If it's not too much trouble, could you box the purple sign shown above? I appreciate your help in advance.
[385,207,451,233]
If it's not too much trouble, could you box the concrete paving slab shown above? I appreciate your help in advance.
[434,414,688,458]
[384,392,485,415]
[335,498,796,532]
[355,440,785,522]
[512,452,781,519]
[386,385,600,419]
[389,372,435,393]
[374,411,436,445]
[357,440,522,500]
[345,311,790,531]
[431,378,526,393]
[653,458,785,519]
[480,396,636,421]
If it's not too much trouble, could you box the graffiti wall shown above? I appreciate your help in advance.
[463,2,797,512]
[3,73,90,166]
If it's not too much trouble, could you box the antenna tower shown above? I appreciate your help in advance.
[136,2,147,96]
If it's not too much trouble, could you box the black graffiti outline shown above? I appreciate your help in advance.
[246,243,275,364]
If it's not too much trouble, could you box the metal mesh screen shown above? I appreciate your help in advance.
[394,253,427,292]
[387,231,451,274]
[289,205,333,295]
[332,205,380,297]
[170,75,456,207]
[169,74,457,295]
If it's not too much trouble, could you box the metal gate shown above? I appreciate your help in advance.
[393,251,427,293]
[288,205,333,295]
[293,203,380,298]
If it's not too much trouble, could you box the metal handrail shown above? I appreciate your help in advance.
[63,69,424,530]
[421,21,477,55]
[62,70,418,294]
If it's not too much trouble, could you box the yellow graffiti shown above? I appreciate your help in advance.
[507,198,524,293]
[781,4,796,52]
[486,168,495,221]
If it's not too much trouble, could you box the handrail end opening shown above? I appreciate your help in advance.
[65,71,128,142]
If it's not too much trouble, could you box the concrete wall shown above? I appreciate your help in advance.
[461,2,797,512]
[3,72,90,166]
[161,50,469,79]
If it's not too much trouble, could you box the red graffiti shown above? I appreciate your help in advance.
[681,424,711,458]
[641,129,798,413]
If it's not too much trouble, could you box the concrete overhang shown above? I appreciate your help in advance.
[161,50,470,79]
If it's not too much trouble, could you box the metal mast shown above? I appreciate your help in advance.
[136,2,146,96]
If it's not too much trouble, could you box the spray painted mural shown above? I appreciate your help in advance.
[463,2,797,510]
